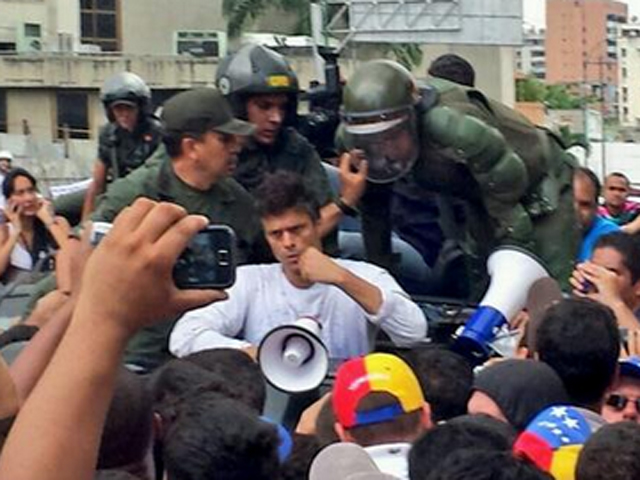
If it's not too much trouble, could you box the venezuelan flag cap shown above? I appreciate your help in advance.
[332,353,425,429]
[513,405,595,480]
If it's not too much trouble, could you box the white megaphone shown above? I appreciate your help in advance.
[454,246,549,363]
[258,318,330,393]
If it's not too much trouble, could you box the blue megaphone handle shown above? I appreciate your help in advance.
[454,306,507,364]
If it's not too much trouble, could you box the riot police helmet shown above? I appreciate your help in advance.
[215,44,299,122]
[100,72,152,120]
[342,60,420,183]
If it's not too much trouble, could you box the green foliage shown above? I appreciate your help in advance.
[388,44,423,70]
[515,76,587,109]
[222,0,311,38]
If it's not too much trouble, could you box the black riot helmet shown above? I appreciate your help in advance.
[100,72,152,121]
[215,44,299,124]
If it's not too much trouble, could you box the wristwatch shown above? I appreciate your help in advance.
[335,197,358,217]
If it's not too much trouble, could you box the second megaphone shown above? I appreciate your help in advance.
[258,318,330,393]
[454,246,549,363]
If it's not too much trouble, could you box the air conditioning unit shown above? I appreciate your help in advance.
[16,23,43,53]
[174,30,227,58]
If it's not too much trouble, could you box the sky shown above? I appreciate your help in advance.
[523,0,640,28]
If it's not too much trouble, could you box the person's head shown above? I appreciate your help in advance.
[603,172,631,213]
[403,347,473,422]
[409,414,515,480]
[161,88,255,183]
[98,368,155,480]
[279,434,322,480]
[420,450,553,480]
[469,360,569,432]
[332,353,431,447]
[216,44,299,146]
[576,421,640,480]
[342,60,420,183]
[602,357,640,424]
[182,348,266,413]
[254,171,322,275]
[535,298,620,410]
[2,167,39,216]
[573,167,600,231]
[0,150,13,175]
[163,392,280,480]
[149,358,239,434]
[427,54,476,87]
[514,404,597,480]
[592,232,640,310]
[100,72,151,130]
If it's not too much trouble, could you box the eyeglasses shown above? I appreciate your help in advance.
[605,393,640,412]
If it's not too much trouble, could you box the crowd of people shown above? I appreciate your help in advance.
[0,46,638,480]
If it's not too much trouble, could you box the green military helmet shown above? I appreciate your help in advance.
[343,60,416,120]
[342,60,420,183]
[100,72,152,119]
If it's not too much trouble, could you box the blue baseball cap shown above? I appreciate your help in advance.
[619,356,640,380]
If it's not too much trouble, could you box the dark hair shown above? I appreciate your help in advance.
[594,232,640,283]
[183,348,266,413]
[409,414,515,480]
[576,421,640,480]
[2,167,37,199]
[403,347,473,422]
[420,450,553,480]
[279,433,322,480]
[428,54,476,87]
[346,392,424,447]
[161,119,221,158]
[254,171,320,222]
[163,393,280,480]
[535,298,620,409]
[606,172,630,187]
[149,359,239,427]
[575,167,601,204]
[97,368,154,470]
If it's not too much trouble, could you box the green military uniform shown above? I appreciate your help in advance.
[54,72,163,226]
[233,127,338,253]
[91,147,267,370]
[343,61,578,296]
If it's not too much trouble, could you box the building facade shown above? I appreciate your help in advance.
[618,24,640,127]
[516,27,546,80]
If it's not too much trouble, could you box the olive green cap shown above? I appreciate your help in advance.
[343,60,416,117]
[162,87,255,136]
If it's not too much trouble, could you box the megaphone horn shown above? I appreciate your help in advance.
[258,318,330,393]
[454,246,550,363]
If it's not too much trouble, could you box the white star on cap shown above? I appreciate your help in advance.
[550,406,569,418]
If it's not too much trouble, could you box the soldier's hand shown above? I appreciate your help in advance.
[73,198,227,337]
[338,150,369,208]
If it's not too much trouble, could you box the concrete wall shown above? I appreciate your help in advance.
[120,0,225,56]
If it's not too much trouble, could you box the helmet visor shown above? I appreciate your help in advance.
[344,111,418,183]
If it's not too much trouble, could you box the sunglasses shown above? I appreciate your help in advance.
[605,393,640,412]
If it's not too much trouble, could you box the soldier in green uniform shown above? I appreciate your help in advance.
[54,72,163,224]
[89,87,266,370]
[340,60,579,296]
[215,44,366,246]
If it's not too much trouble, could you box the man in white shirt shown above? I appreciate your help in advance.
[170,171,427,360]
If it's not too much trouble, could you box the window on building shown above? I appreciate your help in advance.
[56,91,90,139]
[80,0,119,52]
[0,90,7,133]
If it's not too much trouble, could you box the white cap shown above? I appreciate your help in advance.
[0,151,13,162]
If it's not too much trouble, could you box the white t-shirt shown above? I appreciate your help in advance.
[365,442,411,480]
[169,259,427,359]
